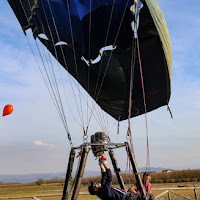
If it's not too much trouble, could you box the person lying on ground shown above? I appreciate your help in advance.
[88,156,139,200]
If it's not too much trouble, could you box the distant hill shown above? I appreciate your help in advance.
[138,167,169,173]
[0,170,101,184]
[0,167,168,183]
[0,172,65,184]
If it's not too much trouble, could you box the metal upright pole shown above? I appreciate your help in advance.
[61,148,76,200]
[168,190,171,200]
[71,146,89,200]
[109,149,126,190]
[125,142,147,200]
[193,183,198,199]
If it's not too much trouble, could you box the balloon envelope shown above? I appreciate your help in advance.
[7,0,171,121]
[3,105,14,116]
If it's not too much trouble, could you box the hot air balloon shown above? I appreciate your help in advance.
[8,0,171,121]
[7,0,172,199]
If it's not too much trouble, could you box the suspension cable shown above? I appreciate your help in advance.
[45,0,111,133]
[135,25,150,173]
[44,0,85,127]
[21,0,73,146]
[87,0,130,129]
[87,0,92,126]
[38,0,111,132]
[127,38,137,153]
[87,0,117,133]
[20,0,121,146]
[41,0,106,137]
[26,0,68,128]
[21,0,144,143]
[41,44,83,127]
[127,0,143,158]
[41,0,104,132]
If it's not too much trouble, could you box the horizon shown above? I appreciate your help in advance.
[1,167,200,184]
[1,166,199,176]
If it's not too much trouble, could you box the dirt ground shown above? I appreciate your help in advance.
[152,182,199,199]
[156,194,200,200]
[152,182,200,188]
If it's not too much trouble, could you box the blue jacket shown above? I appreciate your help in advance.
[97,169,127,200]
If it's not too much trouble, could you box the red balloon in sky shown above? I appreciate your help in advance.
[2,105,14,116]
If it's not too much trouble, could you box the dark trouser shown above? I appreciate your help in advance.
[126,193,155,200]
[126,193,140,200]
[146,193,155,200]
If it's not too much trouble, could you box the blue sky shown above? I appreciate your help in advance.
[0,0,200,175]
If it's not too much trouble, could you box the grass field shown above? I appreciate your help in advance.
[0,182,199,200]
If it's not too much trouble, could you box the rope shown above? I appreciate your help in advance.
[86,0,92,128]
[87,0,130,130]
[136,30,150,172]
[39,0,108,134]
[126,0,151,173]
[95,0,130,100]
[34,41,73,147]
[20,0,73,147]
[87,0,117,131]
[40,0,111,140]
[20,0,153,153]
[38,0,108,132]
[26,3,62,116]
[44,0,85,127]
[128,0,151,172]
[127,24,138,153]
[34,18,72,148]
[167,105,173,119]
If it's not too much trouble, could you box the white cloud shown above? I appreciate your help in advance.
[34,141,57,149]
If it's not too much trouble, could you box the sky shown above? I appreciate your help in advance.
[0,0,200,176]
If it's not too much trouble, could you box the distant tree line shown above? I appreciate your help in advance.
[81,169,200,185]
[150,169,200,183]
[34,169,200,186]
[81,173,136,185]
